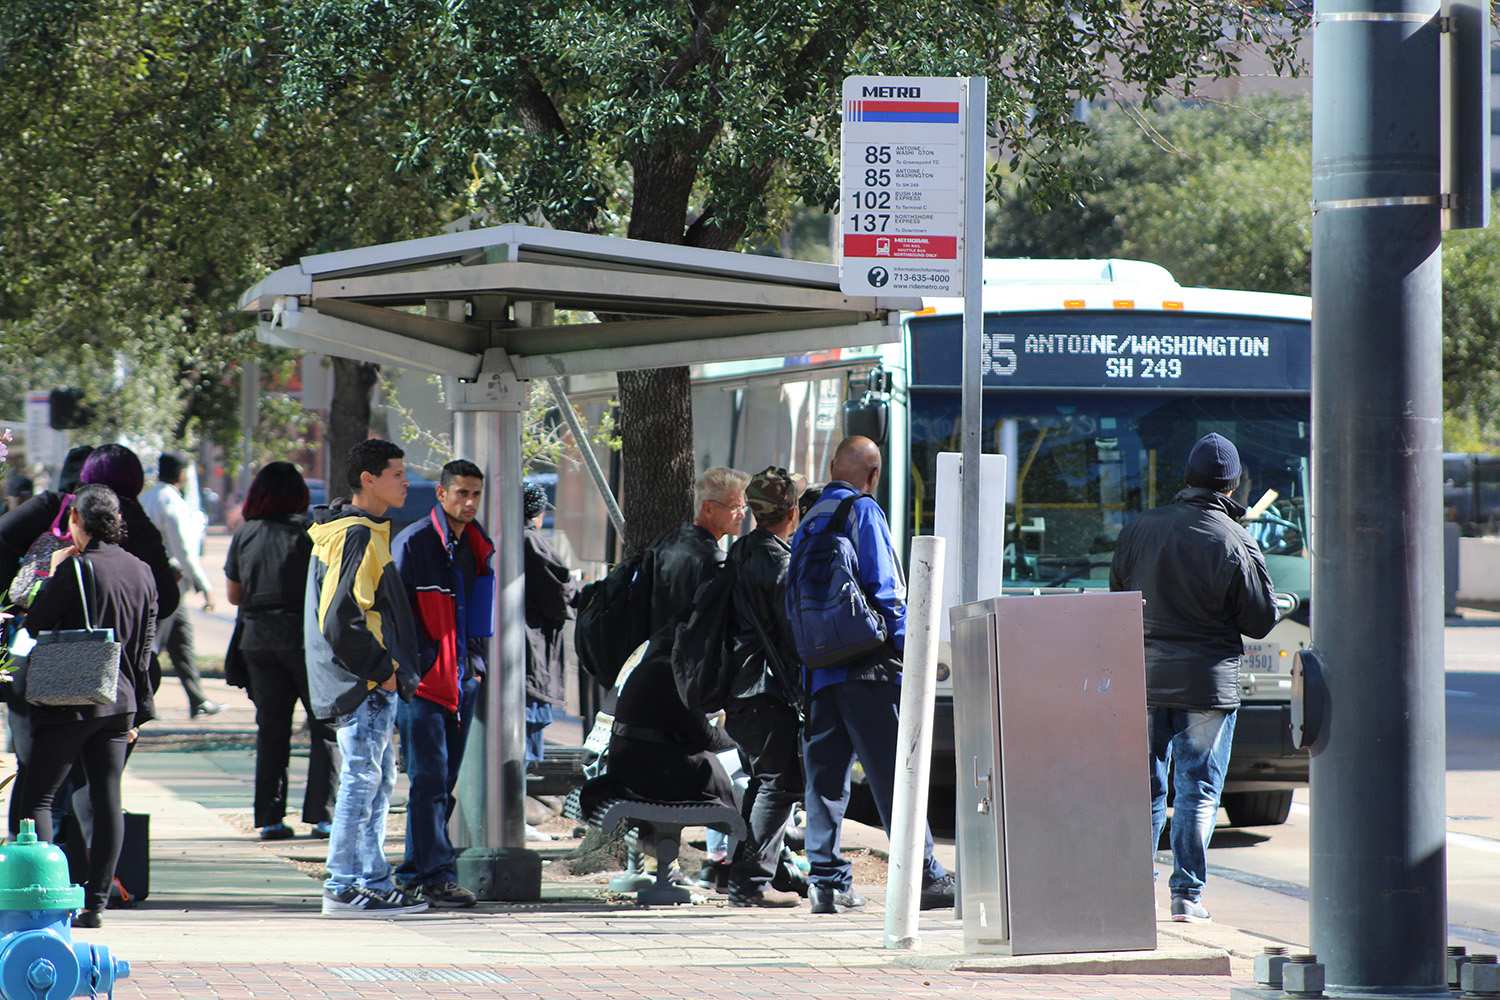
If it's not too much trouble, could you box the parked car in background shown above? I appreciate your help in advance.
[304,475,441,535]
[1444,453,1500,536]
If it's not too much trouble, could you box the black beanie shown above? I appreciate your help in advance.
[1185,433,1241,492]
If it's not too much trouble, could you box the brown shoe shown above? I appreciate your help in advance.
[728,887,802,908]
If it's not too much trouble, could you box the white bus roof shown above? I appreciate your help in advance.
[918,258,1311,322]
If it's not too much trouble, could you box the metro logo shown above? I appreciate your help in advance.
[862,86,922,98]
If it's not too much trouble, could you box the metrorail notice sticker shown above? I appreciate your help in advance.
[840,76,967,297]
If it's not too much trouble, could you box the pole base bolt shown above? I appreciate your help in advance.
[1461,955,1500,997]
[1256,947,1292,988]
[1282,955,1325,998]
[1452,947,1472,991]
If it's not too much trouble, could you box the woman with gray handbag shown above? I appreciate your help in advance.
[18,483,158,929]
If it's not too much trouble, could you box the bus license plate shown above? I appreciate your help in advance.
[1242,643,1284,673]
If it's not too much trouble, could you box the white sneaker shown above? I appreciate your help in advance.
[525,824,554,842]
[322,885,429,916]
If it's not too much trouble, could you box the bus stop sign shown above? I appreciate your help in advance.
[840,76,967,297]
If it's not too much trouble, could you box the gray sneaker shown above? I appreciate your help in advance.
[809,884,868,914]
[1169,896,1211,923]
[322,885,430,917]
[421,880,477,909]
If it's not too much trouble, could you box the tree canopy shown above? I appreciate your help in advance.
[232,0,1306,550]
[991,94,1500,448]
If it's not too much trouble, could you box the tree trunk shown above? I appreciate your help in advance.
[616,366,695,555]
[326,357,380,499]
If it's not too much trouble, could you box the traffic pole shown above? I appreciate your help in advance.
[1310,0,1447,989]
[885,534,946,950]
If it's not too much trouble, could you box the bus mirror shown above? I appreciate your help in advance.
[843,394,889,445]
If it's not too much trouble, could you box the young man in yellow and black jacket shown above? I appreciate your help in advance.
[305,439,424,917]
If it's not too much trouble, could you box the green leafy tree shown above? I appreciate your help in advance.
[239,0,1305,552]
[992,95,1500,448]
[0,0,451,458]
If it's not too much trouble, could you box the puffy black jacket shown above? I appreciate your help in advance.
[1109,487,1278,710]
[646,523,724,635]
[725,528,800,706]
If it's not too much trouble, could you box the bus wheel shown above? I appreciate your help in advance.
[1223,790,1293,827]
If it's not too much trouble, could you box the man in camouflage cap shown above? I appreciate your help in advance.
[722,466,810,907]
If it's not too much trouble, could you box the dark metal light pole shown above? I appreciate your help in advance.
[1309,0,1447,990]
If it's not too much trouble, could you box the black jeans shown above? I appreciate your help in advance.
[724,696,804,893]
[244,647,337,827]
[20,713,133,913]
[161,606,209,710]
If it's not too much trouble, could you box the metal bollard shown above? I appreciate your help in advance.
[1255,945,1292,989]
[1282,954,1326,999]
[1461,954,1500,997]
[0,820,129,1000]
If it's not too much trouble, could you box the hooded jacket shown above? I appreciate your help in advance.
[392,507,495,714]
[304,502,421,720]
[1109,487,1279,710]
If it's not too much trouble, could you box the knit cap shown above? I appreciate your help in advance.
[1185,433,1241,492]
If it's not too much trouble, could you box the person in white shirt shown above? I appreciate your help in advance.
[141,452,221,717]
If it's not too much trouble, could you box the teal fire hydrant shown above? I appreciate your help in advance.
[0,820,129,999]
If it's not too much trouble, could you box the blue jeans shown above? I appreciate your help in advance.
[802,680,944,891]
[396,678,481,887]
[324,688,398,895]
[525,699,552,764]
[1149,707,1236,902]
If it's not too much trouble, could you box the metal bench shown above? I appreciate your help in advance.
[584,797,746,905]
[526,746,592,796]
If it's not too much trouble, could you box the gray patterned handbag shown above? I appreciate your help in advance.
[26,557,122,707]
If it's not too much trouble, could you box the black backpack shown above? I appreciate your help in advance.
[669,566,739,713]
[574,543,658,688]
[784,493,889,670]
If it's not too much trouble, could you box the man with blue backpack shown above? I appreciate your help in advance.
[785,436,955,914]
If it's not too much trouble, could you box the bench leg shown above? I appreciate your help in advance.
[608,844,654,893]
[637,826,692,905]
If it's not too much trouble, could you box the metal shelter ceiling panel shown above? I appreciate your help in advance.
[239,223,915,379]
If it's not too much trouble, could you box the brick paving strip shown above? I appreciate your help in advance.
[119,963,1236,1000]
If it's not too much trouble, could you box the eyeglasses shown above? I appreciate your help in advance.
[708,499,747,515]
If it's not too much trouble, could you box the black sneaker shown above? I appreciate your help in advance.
[321,885,429,917]
[694,858,730,892]
[809,884,867,914]
[920,872,957,910]
[421,880,477,909]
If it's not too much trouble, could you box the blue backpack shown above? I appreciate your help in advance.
[785,493,889,669]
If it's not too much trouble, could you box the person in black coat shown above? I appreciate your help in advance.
[19,484,158,928]
[522,483,576,764]
[0,443,178,838]
[224,462,336,841]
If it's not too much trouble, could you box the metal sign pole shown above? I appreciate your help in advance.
[959,77,986,605]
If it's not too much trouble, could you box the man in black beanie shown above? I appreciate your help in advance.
[1109,432,1278,924]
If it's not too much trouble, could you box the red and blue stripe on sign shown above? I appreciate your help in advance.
[844,100,960,124]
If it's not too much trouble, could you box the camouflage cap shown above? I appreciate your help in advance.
[746,466,807,519]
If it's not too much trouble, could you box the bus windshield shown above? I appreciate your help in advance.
[908,391,1311,593]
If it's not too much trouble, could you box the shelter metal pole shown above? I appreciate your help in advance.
[1309,0,1446,990]
[490,405,529,851]
[547,377,625,538]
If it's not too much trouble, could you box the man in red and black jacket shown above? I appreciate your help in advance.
[390,459,495,909]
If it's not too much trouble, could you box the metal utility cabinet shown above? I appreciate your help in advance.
[948,592,1155,955]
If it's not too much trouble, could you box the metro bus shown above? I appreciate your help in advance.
[555,257,1311,827]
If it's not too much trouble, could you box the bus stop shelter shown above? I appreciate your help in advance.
[237,223,916,898]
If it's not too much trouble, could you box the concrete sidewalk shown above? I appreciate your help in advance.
[38,741,1290,1000]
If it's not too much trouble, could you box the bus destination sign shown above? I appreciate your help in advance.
[839,76,965,297]
[909,313,1312,392]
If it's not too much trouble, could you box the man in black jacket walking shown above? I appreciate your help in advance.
[722,467,807,908]
[1110,432,1278,924]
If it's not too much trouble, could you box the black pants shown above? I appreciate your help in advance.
[244,647,337,827]
[20,713,132,914]
[161,606,208,710]
[724,696,804,893]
